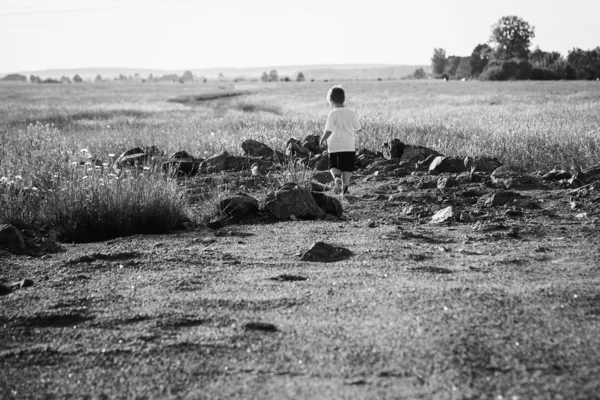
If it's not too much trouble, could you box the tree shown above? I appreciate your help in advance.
[269,69,279,82]
[413,67,426,79]
[296,72,305,82]
[182,70,194,82]
[30,75,41,84]
[94,74,103,83]
[260,72,269,82]
[469,44,493,77]
[73,74,83,83]
[490,15,535,60]
[431,48,448,75]
[567,48,600,80]
[60,76,72,84]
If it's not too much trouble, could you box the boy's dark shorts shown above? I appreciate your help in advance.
[328,151,355,172]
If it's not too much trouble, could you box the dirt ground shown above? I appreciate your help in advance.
[2,171,600,400]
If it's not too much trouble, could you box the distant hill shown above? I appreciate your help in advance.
[1,64,430,81]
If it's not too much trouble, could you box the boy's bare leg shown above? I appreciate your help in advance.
[342,172,351,193]
[329,168,341,180]
[330,168,342,193]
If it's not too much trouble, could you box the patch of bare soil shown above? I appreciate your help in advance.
[2,171,600,399]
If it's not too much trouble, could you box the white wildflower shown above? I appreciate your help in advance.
[108,153,116,158]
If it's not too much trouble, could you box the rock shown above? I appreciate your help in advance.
[490,166,545,190]
[437,176,456,189]
[11,278,34,290]
[0,283,12,296]
[200,151,229,173]
[312,171,335,184]
[464,156,503,173]
[311,192,343,218]
[483,191,522,207]
[0,224,25,251]
[389,139,405,159]
[200,151,272,173]
[430,206,457,224]
[300,242,352,262]
[265,183,326,220]
[115,146,163,169]
[415,177,438,189]
[285,140,310,159]
[219,193,259,220]
[241,139,277,159]
[542,167,571,181]
[307,152,329,171]
[269,274,308,282]
[581,164,600,183]
[355,148,384,168]
[244,322,278,332]
[163,150,199,176]
[400,145,443,163]
[301,135,322,154]
[428,156,466,175]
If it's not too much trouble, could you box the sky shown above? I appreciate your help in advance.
[1,0,599,73]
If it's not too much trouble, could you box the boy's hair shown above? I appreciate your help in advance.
[327,86,345,104]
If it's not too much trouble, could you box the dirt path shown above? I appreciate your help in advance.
[2,174,600,399]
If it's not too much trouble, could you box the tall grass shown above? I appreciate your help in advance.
[0,123,189,242]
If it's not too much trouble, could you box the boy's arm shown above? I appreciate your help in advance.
[320,131,332,147]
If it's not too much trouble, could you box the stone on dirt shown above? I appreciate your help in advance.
[0,224,25,251]
[265,183,326,220]
[483,191,522,207]
[11,279,34,290]
[285,139,310,159]
[0,283,13,296]
[311,192,343,218]
[490,166,545,190]
[312,171,335,184]
[464,156,503,173]
[219,193,259,220]
[428,156,467,175]
[389,139,405,159]
[269,274,308,282]
[400,145,443,163]
[430,206,458,224]
[244,322,278,332]
[437,176,456,189]
[542,167,572,181]
[300,241,352,262]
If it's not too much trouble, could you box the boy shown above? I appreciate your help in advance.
[319,86,361,195]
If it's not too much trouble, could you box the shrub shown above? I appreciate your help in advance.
[531,68,562,80]
[479,59,532,81]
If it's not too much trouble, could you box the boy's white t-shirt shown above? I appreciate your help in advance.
[324,108,361,153]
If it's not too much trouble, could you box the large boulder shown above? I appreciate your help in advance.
[389,139,405,159]
[208,193,260,229]
[0,224,25,252]
[491,166,545,190]
[285,138,311,159]
[301,135,322,155]
[311,192,343,218]
[241,139,279,160]
[307,153,329,171]
[355,148,384,169]
[265,183,326,220]
[483,191,522,207]
[163,150,200,176]
[428,156,466,175]
[401,145,443,163]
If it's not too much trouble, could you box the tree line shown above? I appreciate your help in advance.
[429,15,600,81]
